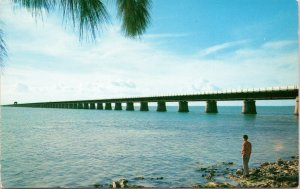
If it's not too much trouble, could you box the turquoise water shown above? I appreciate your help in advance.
[1,106,298,187]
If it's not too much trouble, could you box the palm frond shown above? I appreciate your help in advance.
[12,0,151,40]
[13,0,56,17]
[117,0,151,37]
[0,28,7,68]
[59,0,109,40]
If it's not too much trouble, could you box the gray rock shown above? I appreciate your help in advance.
[277,158,284,166]
[236,169,243,175]
[112,179,128,188]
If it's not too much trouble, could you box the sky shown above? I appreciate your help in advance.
[0,0,298,106]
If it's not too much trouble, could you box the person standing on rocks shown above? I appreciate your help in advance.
[241,134,252,177]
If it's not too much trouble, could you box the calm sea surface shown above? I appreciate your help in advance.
[1,106,298,187]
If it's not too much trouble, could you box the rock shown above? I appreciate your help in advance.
[204,173,213,180]
[120,179,128,188]
[111,179,128,188]
[128,184,144,188]
[236,169,243,175]
[156,177,163,180]
[261,162,269,166]
[277,158,284,166]
[267,167,276,174]
[222,162,234,165]
[195,182,236,188]
[112,181,120,188]
[94,183,101,188]
[134,176,144,180]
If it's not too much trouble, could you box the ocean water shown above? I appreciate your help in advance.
[0,106,298,187]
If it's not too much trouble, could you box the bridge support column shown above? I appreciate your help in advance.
[69,103,74,109]
[73,103,78,109]
[205,100,218,113]
[78,103,83,109]
[294,96,298,115]
[126,102,134,111]
[84,103,89,109]
[90,103,96,109]
[97,102,103,110]
[157,101,167,112]
[242,100,257,114]
[140,102,149,111]
[178,101,189,112]
[115,102,122,110]
[105,102,112,110]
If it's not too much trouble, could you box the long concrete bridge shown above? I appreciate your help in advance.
[5,86,299,115]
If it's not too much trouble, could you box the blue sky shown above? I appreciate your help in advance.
[0,0,298,106]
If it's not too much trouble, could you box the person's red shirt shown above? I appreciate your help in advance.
[242,140,252,158]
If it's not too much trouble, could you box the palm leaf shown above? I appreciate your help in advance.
[13,0,109,40]
[59,0,109,40]
[117,0,151,37]
[0,28,7,68]
[13,0,55,17]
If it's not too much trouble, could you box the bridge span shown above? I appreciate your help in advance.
[5,86,299,115]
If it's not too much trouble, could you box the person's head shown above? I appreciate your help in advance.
[243,135,248,141]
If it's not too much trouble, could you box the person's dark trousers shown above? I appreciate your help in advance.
[243,156,250,176]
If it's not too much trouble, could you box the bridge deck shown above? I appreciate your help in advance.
[5,86,298,106]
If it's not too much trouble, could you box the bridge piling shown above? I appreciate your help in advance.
[78,103,83,109]
[115,102,122,110]
[178,101,189,112]
[126,102,134,111]
[84,103,89,109]
[140,102,149,111]
[97,102,103,110]
[205,100,218,113]
[242,100,257,114]
[105,102,112,110]
[157,101,167,112]
[90,103,96,109]
[294,96,298,115]
[73,103,78,109]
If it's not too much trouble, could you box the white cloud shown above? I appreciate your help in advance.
[0,0,298,106]
[198,40,249,56]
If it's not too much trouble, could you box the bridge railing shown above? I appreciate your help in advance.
[136,85,298,98]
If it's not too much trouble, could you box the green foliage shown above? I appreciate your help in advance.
[13,0,55,16]
[13,0,110,40]
[117,0,151,38]
[12,0,151,40]
[0,28,7,68]
[0,0,151,66]
[59,0,109,40]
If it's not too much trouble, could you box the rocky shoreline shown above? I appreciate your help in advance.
[193,155,299,188]
[229,155,299,188]
[94,155,298,188]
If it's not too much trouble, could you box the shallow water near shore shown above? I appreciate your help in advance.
[1,106,298,187]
